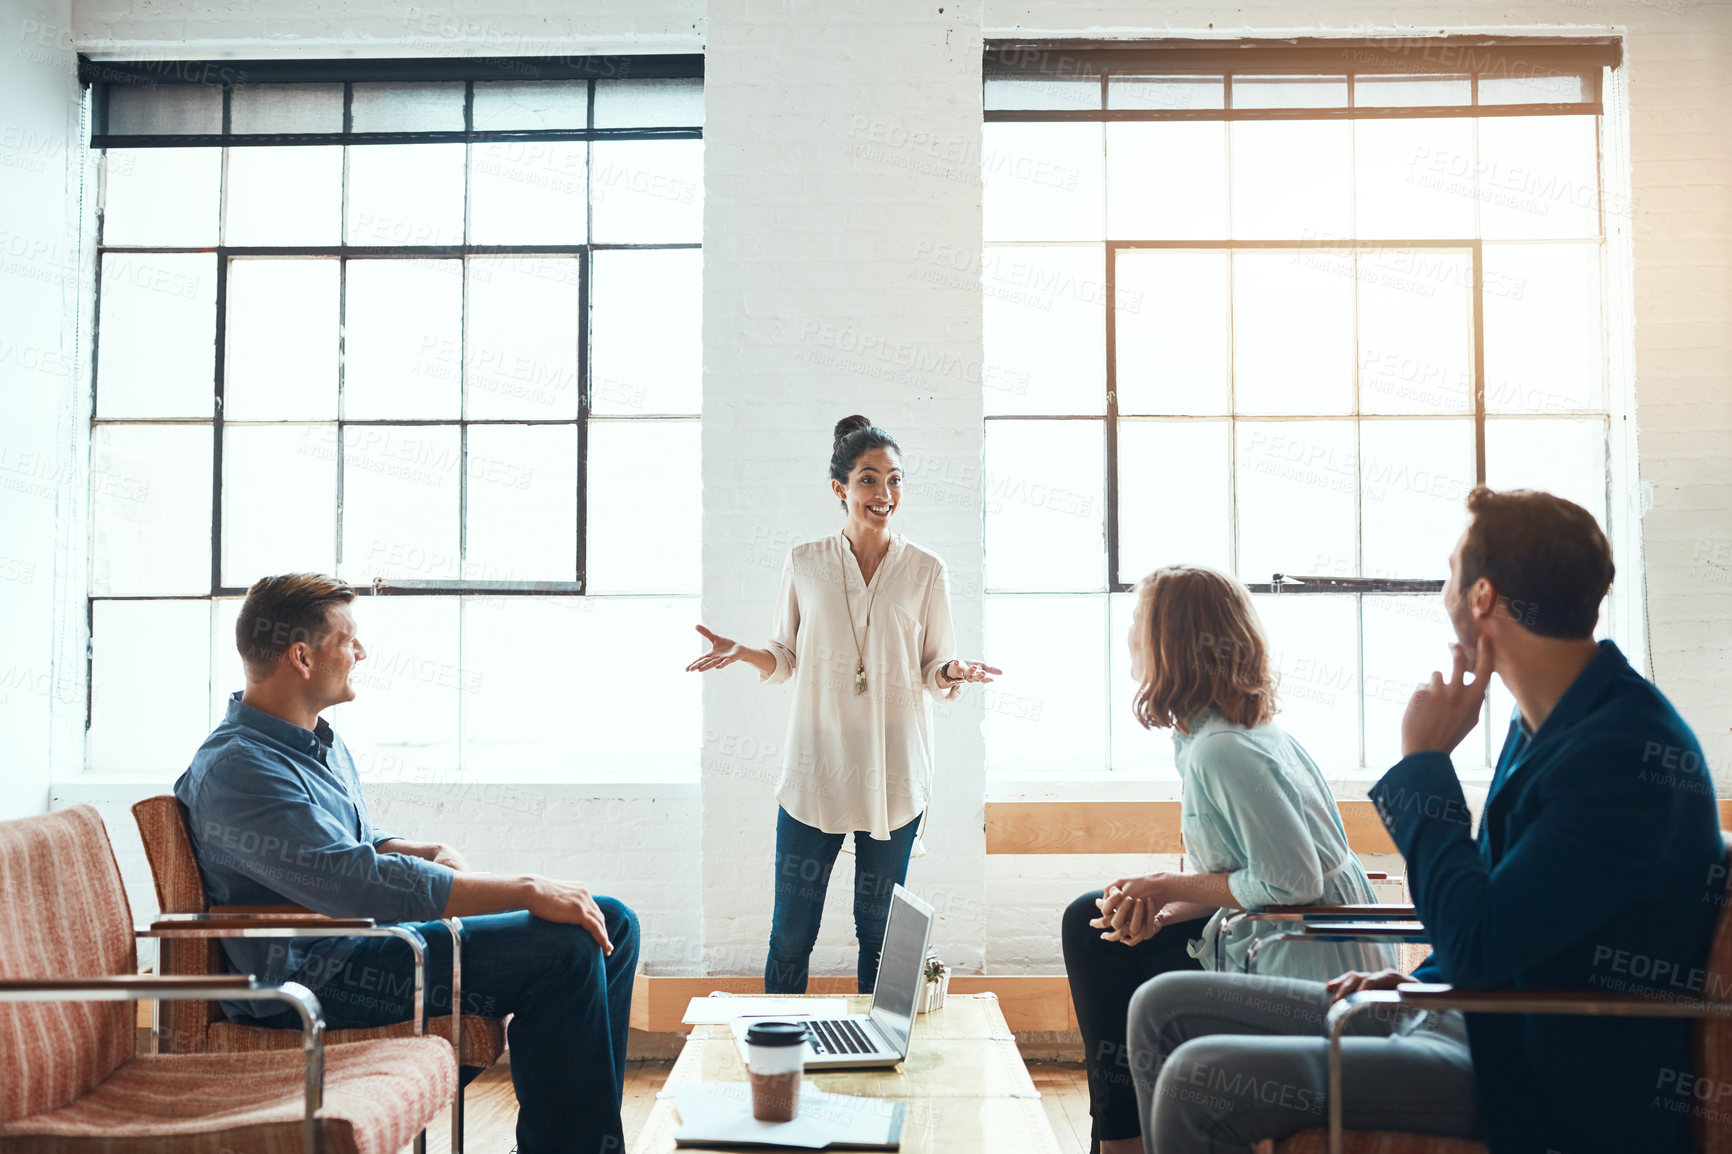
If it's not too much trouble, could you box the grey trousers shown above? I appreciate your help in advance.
[1127,971,1481,1154]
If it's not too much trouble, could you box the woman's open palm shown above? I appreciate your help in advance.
[686,624,745,672]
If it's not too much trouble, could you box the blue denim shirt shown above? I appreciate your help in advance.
[174,692,454,1020]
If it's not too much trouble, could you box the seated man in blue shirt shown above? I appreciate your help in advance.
[1125,487,1721,1154]
[176,573,638,1154]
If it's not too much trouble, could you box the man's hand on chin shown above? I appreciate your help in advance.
[1401,635,1492,759]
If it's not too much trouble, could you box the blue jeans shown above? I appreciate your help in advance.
[766,806,921,995]
[287,902,639,1154]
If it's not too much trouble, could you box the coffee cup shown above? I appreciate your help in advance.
[744,1020,808,1122]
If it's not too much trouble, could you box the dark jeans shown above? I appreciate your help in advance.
[1062,889,1207,1148]
[766,805,921,995]
[286,902,639,1154]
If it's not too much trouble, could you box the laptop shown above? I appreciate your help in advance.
[731,884,935,1070]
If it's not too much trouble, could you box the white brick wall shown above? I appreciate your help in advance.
[700,0,989,978]
[12,0,1729,988]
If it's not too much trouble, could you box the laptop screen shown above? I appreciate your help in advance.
[867,885,935,1056]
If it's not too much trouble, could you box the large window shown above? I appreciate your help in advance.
[83,58,704,780]
[979,40,1627,777]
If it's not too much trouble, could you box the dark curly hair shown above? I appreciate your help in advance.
[829,415,901,491]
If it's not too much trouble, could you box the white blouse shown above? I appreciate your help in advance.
[760,531,962,841]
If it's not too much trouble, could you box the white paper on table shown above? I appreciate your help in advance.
[682,995,850,1025]
[671,1082,904,1149]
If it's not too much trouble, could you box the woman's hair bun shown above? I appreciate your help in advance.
[833,414,872,444]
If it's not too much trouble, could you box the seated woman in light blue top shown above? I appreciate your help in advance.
[1063,565,1391,1154]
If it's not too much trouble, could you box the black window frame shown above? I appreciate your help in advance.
[80,54,704,603]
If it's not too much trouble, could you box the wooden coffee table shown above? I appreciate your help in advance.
[635,993,1065,1153]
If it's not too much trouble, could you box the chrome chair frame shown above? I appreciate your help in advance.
[1325,983,1732,1154]
[0,975,326,1154]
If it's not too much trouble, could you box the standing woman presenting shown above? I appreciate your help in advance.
[687,416,1000,993]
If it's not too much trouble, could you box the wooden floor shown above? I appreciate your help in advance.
[425,1057,1093,1153]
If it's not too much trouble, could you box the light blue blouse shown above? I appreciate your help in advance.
[1175,709,1396,982]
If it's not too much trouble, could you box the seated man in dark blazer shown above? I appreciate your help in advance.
[1126,487,1721,1154]
[176,573,639,1154]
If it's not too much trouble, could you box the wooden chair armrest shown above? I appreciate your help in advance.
[1299,920,1427,935]
[1233,904,1418,921]
[208,904,319,915]
[1391,983,1732,1017]
[147,915,377,933]
[0,974,256,996]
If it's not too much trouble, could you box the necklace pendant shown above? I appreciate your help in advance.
[853,666,868,695]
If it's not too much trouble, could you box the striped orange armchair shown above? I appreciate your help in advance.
[0,804,455,1154]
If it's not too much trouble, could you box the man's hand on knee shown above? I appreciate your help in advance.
[1324,968,1413,1002]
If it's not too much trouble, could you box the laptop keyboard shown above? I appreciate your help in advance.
[807,1018,878,1056]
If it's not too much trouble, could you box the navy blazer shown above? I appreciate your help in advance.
[1370,641,1722,1154]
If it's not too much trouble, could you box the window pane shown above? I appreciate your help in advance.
[983,77,1100,111]
[1479,70,1588,105]
[983,123,1104,242]
[1232,251,1354,415]
[1108,75,1224,110]
[343,259,463,420]
[1477,115,1599,240]
[1253,594,1359,769]
[91,423,212,595]
[339,425,461,582]
[1359,419,1474,578]
[981,245,1106,416]
[224,258,339,420]
[590,140,703,244]
[1483,243,1602,414]
[1363,595,1482,770]
[1118,419,1231,578]
[329,597,460,777]
[1105,123,1228,240]
[1357,249,1474,415]
[106,84,221,134]
[1485,418,1607,528]
[224,146,343,246]
[95,253,217,419]
[1233,75,1348,109]
[1236,421,1356,583]
[222,424,338,586]
[985,595,1107,772]
[465,425,577,581]
[101,148,220,246]
[349,82,466,131]
[594,78,703,127]
[1108,591,1175,774]
[589,249,702,416]
[1230,120,1352,240]
[984,419,1105,591]
[230,83,344,134]
[1353,118,1476,239]
[1353,74,1471,107]
[346,144,465,247]
[585,420,700,593]
[469,142,588,245]
[89,600,211,770]
[466,257,581,420]
[1114,250,1229,415]
[474,80,591,130]
[464,596,700,773]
